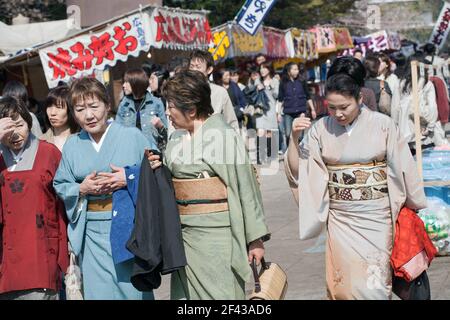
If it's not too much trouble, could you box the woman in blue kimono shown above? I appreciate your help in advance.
[53,78,157,300]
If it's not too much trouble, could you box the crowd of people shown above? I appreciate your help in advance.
[0,41,448,300]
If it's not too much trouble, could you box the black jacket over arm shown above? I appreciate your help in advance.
[126,157,187,291]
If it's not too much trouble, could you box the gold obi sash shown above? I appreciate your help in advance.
[326,161,389,201]
[173,177,229,215]
[87,198,113,212]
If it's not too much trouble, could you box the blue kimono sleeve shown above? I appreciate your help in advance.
[53,147,87,256]
[111,165,141,264]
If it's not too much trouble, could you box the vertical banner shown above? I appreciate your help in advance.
[310,27,336,53]
[333,28,354,50]
[236,0,277,35]
[289,28,318,61]
[263,27,289,58]
[231,24,266,57]
[209,25,232,62]
[39,12,151,88]
[429,2,450,49]
[367,30,389,52]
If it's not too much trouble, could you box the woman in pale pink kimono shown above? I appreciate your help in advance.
[284,57,427,300]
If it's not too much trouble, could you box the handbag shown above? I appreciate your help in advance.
[392,271,431,300]
[64,251,84,300]
[378,80,392,115]
[248,258,288,300]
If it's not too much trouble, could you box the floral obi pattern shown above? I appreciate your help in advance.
[327,161,389,201]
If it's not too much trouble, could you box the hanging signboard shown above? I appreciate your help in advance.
[263,27,289,58]
[40,12,151,88]
[334,28,354,50]
[149,7,212,50]
[209,25,232,62]
[231,24,266,57]
[429,2,450,49]
[236,0,277,36]
[310,27,337,53]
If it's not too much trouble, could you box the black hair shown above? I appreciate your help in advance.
[2,80,29,109]
[281,62,300,83]
[0,96,33,130]
[423,43,437,56]
[327,56,366,86]
[43,85,79,133]
[325,56,364,100]
[364,54,381,78]
[400,53,429,95]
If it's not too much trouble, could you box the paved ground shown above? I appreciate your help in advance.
[154,158,450,300]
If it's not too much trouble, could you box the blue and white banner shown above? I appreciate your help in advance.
[236,0,277,36]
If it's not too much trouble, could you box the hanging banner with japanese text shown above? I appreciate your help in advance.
[310,27,336,53]
[236,0,277,36]
[263,27,289,58]
[429,2,450,49]
[39,12,151,88]
[231,24,266,57]
[148,7,212,50]
[334,28,354,50]
[367,30,390,52]
[289,28,318,60]
[209,25,232,62]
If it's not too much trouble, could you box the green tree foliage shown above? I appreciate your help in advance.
[164,0,357,29]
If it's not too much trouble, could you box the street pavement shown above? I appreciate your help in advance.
[154,159,450,300]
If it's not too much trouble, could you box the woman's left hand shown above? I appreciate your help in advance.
[96,164,127,194]
[248,239,265,265]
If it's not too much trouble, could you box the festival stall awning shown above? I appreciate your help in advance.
[0,5,212,89]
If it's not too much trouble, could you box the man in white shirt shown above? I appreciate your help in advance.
[188,50,239,131]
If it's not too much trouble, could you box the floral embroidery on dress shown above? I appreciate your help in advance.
[333,269,344,288]
[10,179,24,193]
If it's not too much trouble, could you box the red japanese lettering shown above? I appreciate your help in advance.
[154,14,169,43]
[113,22,138,55]
[70,42,94,71]
[47,48,76,80]
[88,33,115,65]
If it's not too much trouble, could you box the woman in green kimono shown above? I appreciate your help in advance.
[149,70,270,300]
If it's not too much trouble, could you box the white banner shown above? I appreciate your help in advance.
[236,0,277,36]
[430,2,450,49]
[39,13,151,88]
[148,7,212,50]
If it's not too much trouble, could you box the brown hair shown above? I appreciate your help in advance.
[260,62,274,78]
[189,49,214,69]
[162,70,213,119]
[123,68,149,99]
[69,77,110,112]
[0,96,33,131]
[364,55,381,78]
[377,52,392,78]
[44,85,80,133]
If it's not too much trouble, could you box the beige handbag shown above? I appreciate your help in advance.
[64,251,84,300]
[378,80,392,116]
[248,258,288,300]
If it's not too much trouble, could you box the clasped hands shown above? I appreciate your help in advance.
[79,164,126,196]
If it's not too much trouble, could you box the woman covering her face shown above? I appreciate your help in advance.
[284,56,426,300]
[0,96,69,300]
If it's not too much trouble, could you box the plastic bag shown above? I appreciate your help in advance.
[418,197,450,256]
